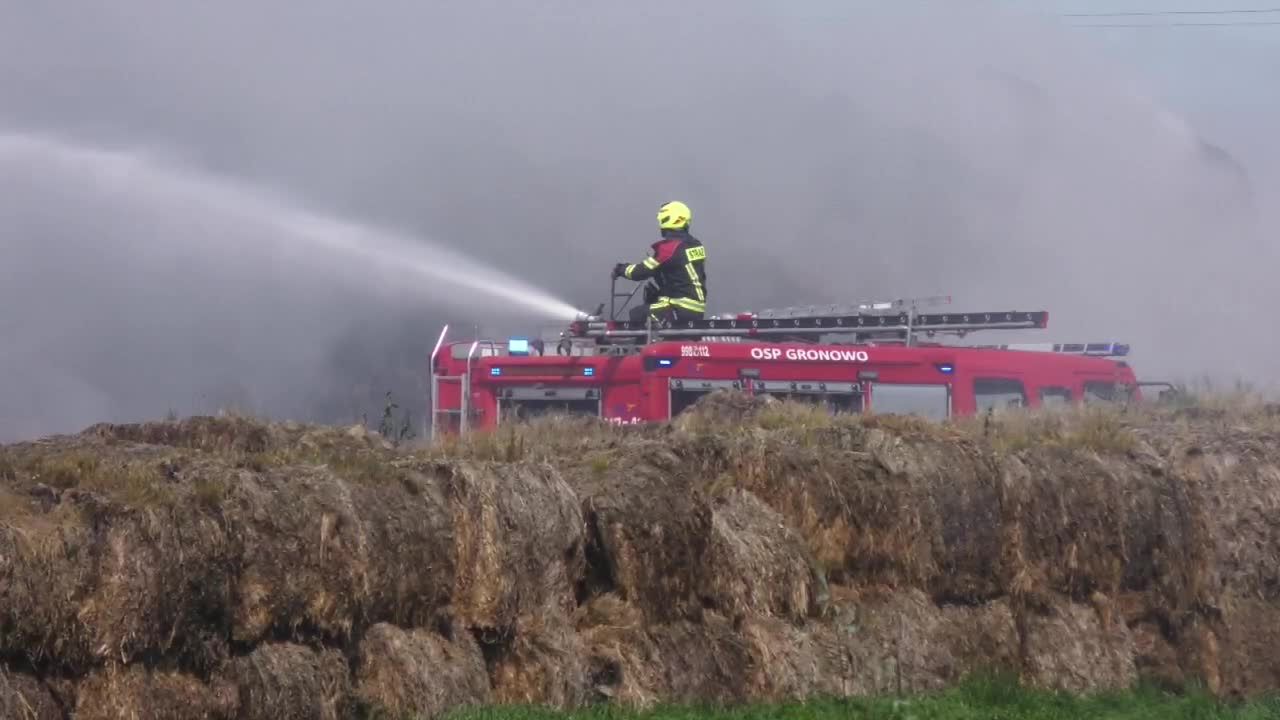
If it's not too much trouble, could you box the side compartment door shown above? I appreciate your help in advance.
[753,379,864,414]
[667,378,747,418]
[495,386,602,424]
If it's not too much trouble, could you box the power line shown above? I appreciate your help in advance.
[1072,20,1280,27]
[1063,7,1280,17]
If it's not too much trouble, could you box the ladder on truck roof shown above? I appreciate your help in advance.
[567,306,1050,344]
[753,294,954,318]
[970,342,1130,357]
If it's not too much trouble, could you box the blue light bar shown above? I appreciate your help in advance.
[972,342,1130,358]
[489,367,502,376]
[1092,343,1129,357]
[507,338,530,356]
[657,358,674,367]
[935,363,954,374]
[583,367,595,377]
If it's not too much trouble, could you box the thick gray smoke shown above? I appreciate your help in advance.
[1,2,1274,440]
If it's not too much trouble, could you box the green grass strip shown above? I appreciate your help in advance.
[443,677,1280,720]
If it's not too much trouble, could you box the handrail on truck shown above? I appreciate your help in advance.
[428,325,449,441]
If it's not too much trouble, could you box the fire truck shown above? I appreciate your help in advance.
[429,282,1165,436]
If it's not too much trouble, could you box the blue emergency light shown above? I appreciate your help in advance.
[490,367,502,376]
[935,363,955,375]
[507,338,531,356]
[657,359,674,367]
[583,367,595,377]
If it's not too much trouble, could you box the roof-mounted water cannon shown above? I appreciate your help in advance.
[566,303,606,338]
[574,302,605,323]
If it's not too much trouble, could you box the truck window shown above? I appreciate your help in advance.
[869,383,949,421]
[1083,381,1118,403]
[974,378,1026,413]
[1039,387,1072,407]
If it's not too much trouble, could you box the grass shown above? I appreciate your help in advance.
[444,678,1280,720]
[422,414,638,464]
[8,450,177,506]
[957,406,1139,455]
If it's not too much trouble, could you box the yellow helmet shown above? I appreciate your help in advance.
[657,200,692,231]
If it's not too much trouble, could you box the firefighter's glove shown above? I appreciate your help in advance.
[612,263,627,279]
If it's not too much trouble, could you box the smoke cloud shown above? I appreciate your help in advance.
[1,1,1274,440]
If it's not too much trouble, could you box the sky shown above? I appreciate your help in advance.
[1009,1,1280,177]
[0,1,1276,440]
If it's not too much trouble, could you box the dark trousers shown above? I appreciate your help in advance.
[629,303,703,324]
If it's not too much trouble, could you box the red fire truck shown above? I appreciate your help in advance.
[430,287,1161,436]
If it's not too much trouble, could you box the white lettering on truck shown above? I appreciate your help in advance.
[749,347,869,362]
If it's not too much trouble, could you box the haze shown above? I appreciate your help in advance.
[1,1,1276,441]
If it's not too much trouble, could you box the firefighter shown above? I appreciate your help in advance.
[612,200,707,324]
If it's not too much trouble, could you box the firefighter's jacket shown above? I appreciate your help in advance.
[623,231,707,315]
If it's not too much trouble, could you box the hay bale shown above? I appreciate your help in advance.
[722,439,944,593]
[0,667,61,720]
[441,461,584,631]
[1116,464,1215,617]
[1215,595,1280,699]
[75,501,233,672]
[84,416,284,454]
[224,464,453,644]
[1192,452,1280,602]
[575,594,667,707]
[737,615,824,702]
[487,616,590,709]
[838,430,1004,602]
[224,643,352,720]
[583,445,712,622]
[353,472,457,631]
[0,506,99,670]
[225,466,370,643]
[1020,598,1136,693]
[1129,618,1187,691]
[671,390,774,433]
[1009,451,1141,602]
[698,488,819,621]
[590,610,823,707]
[576,599,824,707]
[355,623,491,719]
[809,589,1019,697]
[648,614,753,705]
[1176,442,1280,697]
[0,447,230,672]
[74,665,235,720]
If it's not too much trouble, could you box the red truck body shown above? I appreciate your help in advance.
[431,336,1141,433]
